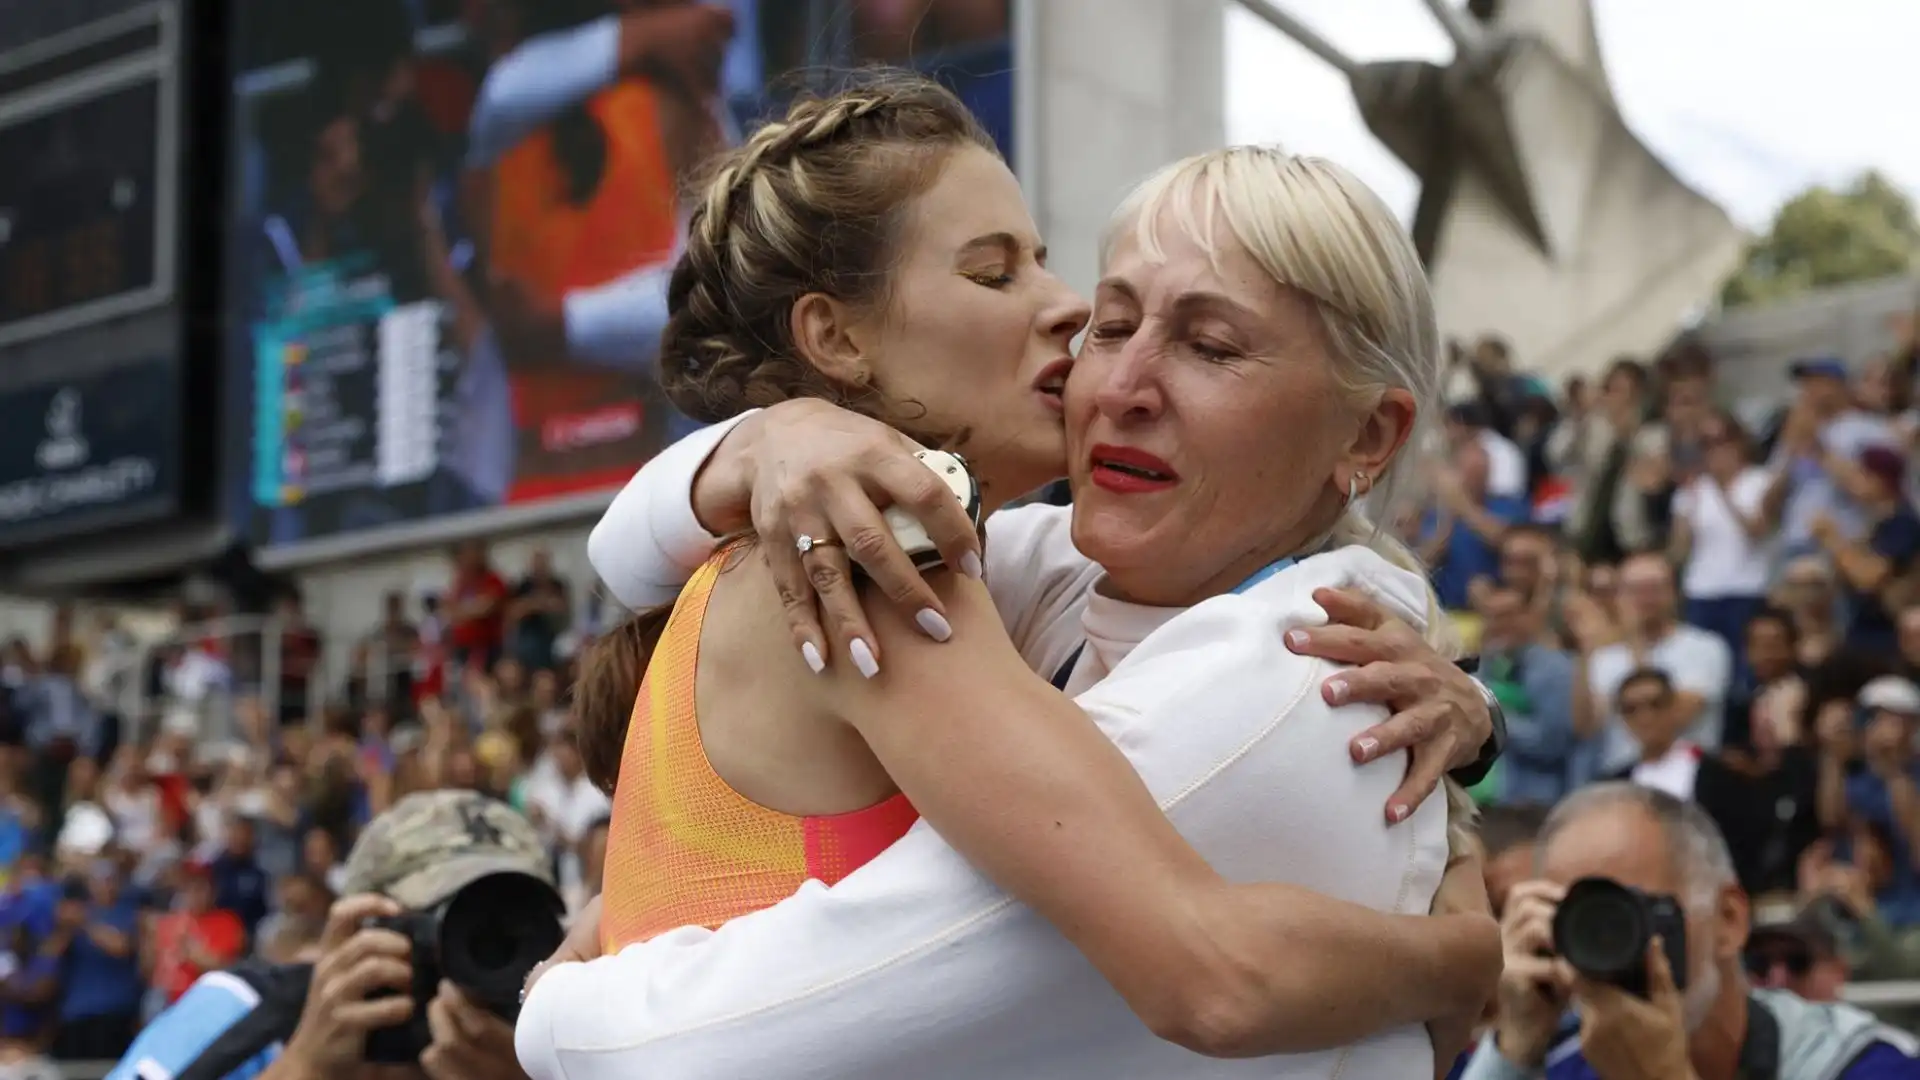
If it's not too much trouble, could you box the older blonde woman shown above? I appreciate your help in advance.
[520,131,1487,1079]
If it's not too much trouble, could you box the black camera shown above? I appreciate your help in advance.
[362,871,566,1063]
[1550,876,1688,998]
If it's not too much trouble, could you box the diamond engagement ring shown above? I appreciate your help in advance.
[795,534,842,555]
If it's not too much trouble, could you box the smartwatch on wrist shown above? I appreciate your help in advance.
[1447,660,1506,788]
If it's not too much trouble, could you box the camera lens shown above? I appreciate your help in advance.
[437,872,565,1015]
[1552,878,1648,982]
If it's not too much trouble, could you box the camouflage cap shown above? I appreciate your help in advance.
[342,789,554,911]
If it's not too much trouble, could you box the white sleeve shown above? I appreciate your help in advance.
[561,260,674,369]
[589,440,1095,670]
[515,576,1448,1080]
[980,503,1099,677]
[466,17,621,168]
[587,414,755,610]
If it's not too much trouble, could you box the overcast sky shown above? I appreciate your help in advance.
[1225,0,1918,231]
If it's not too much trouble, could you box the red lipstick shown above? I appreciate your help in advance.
[1088,443,1179,494]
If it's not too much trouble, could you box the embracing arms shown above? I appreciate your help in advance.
[520,570,1499,1077]
[590,401,1499,814]
[812,570,1499,1056]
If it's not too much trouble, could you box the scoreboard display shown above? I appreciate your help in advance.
[0,1,195,556]
[0,2,173,348]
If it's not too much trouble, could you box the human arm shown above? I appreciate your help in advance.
[818,569,1495,1054]
[587,400,1093,671]
[465,8,735,170]
[518,559,1496,1077]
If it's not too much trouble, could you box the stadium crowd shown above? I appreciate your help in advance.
[3,327,1920,1073]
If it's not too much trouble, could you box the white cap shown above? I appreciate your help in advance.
[1859,676,1920,716]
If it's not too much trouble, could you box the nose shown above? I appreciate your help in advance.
[1091,325,1164,423]
[1037,274,1089,349]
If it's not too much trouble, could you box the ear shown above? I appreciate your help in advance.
[1717,883,1751,961]
[1340,387,1417,492]
[789,292,869,386]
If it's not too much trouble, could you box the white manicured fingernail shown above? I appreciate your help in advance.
[1354,735,1379,760]
[850,638,880,679]
[801,642,825,674]
[1286,629,1309,650]
[915,608,953,641]
[1326,678,1350,704]
[960,551,984,579]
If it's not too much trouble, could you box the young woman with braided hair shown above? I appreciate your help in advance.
[530,72,1500,1078]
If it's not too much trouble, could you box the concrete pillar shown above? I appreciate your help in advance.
[1022,0,1227,297]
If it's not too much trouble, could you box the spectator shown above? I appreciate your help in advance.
[507,548,573,673]
[1669,410,1778,665]
[1775,357,1902,558]
[1746,911,1852,1003]
[50,866,141,1060]
[19,645,101,817]
[1465,783,1919,1079]
[1427,431,1527,611]
[299,827,347,897]
[1817,445,1920,660]
[1581,552,1733,775]
[209,817,270,938]
[1728,607,1806,752]
[1561,358,1663,564]
[446,541,509,676]
[1477,584,1577,806]
[272,590,322,728]
[1822,677,1920,926]
[144,864,245,1007]
[521,731,608,906]
[1774,555,1845,668]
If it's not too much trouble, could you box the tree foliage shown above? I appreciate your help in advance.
[1721,170,1920,309]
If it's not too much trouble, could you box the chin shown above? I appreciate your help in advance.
[1067,498,1155,572]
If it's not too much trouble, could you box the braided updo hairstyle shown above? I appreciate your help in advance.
[657,70,996,429]
[575,72,999,794]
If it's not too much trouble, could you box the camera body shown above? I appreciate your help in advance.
[361,871,566,1064]
[1550,876,1689,998]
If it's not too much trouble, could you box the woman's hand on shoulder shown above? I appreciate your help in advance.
[1283,587,1492,823]
[712,400,984,674]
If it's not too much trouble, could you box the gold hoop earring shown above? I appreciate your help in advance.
[1346,471,1370,506]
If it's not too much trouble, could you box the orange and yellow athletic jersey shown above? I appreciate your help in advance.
[601,552,920,953]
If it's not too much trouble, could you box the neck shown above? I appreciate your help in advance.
[1690,977,1749,1080]
[1116,505,1343,608]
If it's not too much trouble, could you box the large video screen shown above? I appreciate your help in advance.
[226,0,1015,554]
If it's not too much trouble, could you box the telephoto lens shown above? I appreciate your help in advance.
[1550,876,1689,998]
[363,872,566,1063]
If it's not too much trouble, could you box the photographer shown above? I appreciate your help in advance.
[109,790,557,1080]
[1463,782,1920,1079]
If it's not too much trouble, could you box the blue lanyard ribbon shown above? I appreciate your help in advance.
[1231,556,1298,595]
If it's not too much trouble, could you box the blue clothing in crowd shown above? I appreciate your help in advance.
[1845,767,1920,926]
[1427,495,1530,611]
[1481,644,1579,806]
[60,901,143,1022]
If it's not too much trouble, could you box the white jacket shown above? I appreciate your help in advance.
[520,419,1449,1079]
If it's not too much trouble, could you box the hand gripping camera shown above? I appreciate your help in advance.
[363,871,566,1063]
[1550,876,1689,998]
